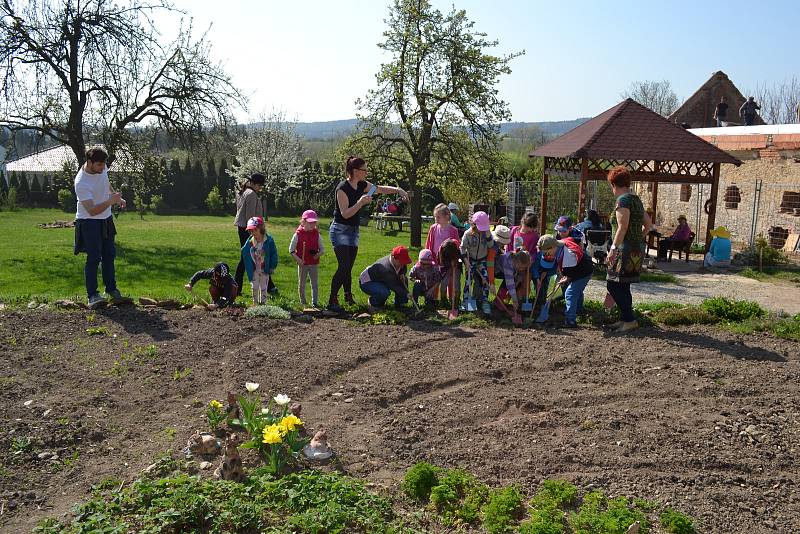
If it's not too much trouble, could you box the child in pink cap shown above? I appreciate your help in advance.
[409,249,443,308]
[289,210,325,308]
[459,211,495,314]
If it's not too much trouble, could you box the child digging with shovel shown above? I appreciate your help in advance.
[535,234,593,327]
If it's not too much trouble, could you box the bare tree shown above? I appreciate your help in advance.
[621,80,680,117]
[0,0,245,166]
[746,77,800,124]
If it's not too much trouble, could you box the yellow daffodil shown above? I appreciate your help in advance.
[279,414,303,433]
[273,393,290,406]
[245,382,260,393]
[262,424,283,444]
[209,400,223,410]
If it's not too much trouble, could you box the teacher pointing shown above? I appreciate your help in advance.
[327,156,408,313]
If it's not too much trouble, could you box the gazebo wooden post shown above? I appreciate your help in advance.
[539,157,549,236]
[650,161,660,224]
[705,162,721,253]
[578,158,588,220]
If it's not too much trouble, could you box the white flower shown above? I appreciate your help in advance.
[273,394,291,406]
[245,382,260,393]
[261,408,270,415]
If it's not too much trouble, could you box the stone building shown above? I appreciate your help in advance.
[636,125,800,253]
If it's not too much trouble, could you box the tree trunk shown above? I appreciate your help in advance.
[408,169,421,247]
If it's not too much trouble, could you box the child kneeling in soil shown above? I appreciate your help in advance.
[538,234,593,328]
[493,249,531,325]
[289,210,325,308]
[242,217,278,305]
[359,245,412,312]
[532,235,560,308]
[409,249,443,308]
[185,262,238,309]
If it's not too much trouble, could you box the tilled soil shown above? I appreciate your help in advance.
[0,308,798,533]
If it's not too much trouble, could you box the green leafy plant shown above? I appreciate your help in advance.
[173,367,192,380]
[531,479,578,509]
[57,188,74,212]
[569,492,648,534]
[659,508,696,534]
[86,326,110,336]
[369,309,408,325]
[653,306,715,326]
[206,400,225,431]
[701,297,765,322]
[429,468,489,526]
[10,436,33,453]
[482,486,524,533]
[403,461,439,502]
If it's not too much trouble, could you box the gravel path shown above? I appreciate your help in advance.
[584,272,800,314]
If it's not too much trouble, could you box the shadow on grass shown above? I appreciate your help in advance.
[97,306,178,341]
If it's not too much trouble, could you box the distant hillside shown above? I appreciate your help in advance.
[293,118,590,140]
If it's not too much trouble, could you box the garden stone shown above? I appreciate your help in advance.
[138,297,158,306]
[198,461,214,470]
[27,301,37,309]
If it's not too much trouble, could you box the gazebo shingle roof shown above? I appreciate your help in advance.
[530,98,741,166]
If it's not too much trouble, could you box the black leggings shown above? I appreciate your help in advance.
[235,226,275,295]
[329,245,358,302]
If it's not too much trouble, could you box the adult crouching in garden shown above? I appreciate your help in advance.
[327,156,408,313]
[605,166,652,333]
[234,173,276,297]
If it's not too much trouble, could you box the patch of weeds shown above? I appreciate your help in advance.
[701,297,765,322]
[0,463,11,478]
[403,461,439,502]
[86,313,96,323]
[39,469,401,533]
[91,477,123,492]
[134,343,158,359]
[450,314,494,329]
[368,309,408,325]
[569,492,648,533]
[6,335,18,346]
[635,301,685,314]
[531,480,578,509]
[429,468,489,526]
[659,508,696,533]
[161,427,177,442]
[57,417,70,425]
[482,485,524,534]
[173,367,192,381]
[85,326,111,336]
[10,436,33,453]
[634,498,659,512]
[243,304,291,319]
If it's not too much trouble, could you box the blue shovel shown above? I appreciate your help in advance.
[461,263,477,312]
[535,276,563,323]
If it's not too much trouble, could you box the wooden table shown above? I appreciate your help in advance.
[372,214,434,232]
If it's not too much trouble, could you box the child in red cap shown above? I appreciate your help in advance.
[289,210,324,308]
[358,245,412,312]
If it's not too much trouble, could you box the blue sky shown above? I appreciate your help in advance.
[164,0,800,123]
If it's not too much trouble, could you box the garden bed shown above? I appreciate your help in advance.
[1,307,798,532]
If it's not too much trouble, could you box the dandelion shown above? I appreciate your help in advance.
[262,424,283,444]
[209,400,223,410]
[279,414,303,433]
[273,393,290,405]
[245,382,260,393]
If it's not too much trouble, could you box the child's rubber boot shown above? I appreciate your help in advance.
[481,301,492,315]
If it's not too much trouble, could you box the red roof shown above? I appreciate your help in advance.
[530,99,741,165]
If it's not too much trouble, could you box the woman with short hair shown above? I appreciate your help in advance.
[605,166,653,333]
[234,173,273,295]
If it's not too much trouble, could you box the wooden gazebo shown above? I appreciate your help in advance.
[530,98,741,251]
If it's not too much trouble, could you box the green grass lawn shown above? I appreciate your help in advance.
[0,209,421,307]
[738,266,800,285]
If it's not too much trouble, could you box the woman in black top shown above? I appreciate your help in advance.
[327,156,407,312]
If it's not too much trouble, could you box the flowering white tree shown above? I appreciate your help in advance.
[229,112,303,195]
